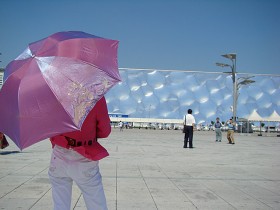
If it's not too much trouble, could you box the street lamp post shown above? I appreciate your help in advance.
[236,76,255,101]
[216,54,256,126]
[216,53,237,123]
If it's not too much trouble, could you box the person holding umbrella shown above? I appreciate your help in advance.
[0,31,121,210]
[48,96,111,210]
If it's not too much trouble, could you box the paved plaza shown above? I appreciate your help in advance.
[0,129,280,210]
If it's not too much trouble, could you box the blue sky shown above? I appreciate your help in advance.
[0,0,280,74]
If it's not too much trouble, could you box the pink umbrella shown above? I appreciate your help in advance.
[0,31,121,150]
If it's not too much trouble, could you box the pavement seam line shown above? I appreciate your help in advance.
[137,165,158,210]
[0,166,49,199]
[0,159,41,180]
[156,163,198,209]
[211,179,274,209]
[28,187,52,210]
[73,193,83,209]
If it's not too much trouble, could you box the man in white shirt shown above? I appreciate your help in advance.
[183,109,196,148]
[118,121,124,131]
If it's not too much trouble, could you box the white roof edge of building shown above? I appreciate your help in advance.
[110,117,182,124]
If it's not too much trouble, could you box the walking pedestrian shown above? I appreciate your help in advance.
[227,119,235,144]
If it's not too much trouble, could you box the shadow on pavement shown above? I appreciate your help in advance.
[0,151,21,155]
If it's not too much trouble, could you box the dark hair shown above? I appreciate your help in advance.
[188,109,192,114]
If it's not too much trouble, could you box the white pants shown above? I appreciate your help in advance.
[48,146,108,210]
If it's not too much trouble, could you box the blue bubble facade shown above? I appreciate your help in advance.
[105,69,280,124]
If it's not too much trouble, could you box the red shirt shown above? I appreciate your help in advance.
[50,97,111,161]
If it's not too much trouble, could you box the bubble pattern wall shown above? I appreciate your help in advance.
[105,69,280,124]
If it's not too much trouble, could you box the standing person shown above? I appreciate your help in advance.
[227,119,235,144]
[118,121,124,131]
[183,109,196,148]
[214,117,222,142]
[48,96,111,210]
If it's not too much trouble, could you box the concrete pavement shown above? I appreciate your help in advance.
[0,129,280,210]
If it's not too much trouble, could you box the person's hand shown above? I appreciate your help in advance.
[0,133,3,148]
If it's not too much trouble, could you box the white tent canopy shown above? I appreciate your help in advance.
[265,110,280,122]
[247,110,264,121]
[248,110,280,122]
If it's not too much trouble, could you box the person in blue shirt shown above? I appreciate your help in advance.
[214,117,222,142]
[227,119,235,144]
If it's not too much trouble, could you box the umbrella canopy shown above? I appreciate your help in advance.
[0,31,121,150]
